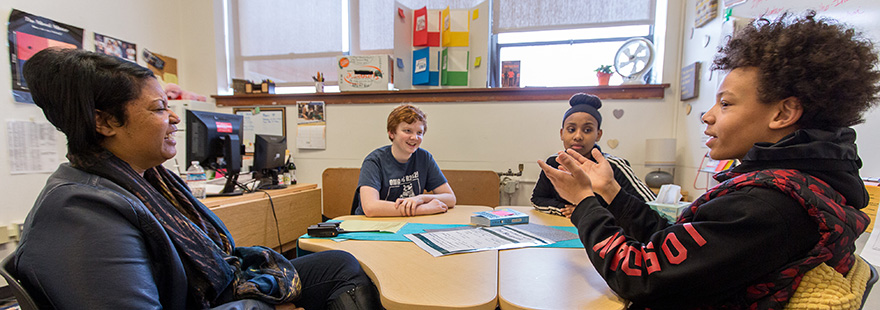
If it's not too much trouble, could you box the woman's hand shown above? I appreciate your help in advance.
[561,204,576,218]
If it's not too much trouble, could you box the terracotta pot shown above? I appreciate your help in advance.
[597,72,612,86]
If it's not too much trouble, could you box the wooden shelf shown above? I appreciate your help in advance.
[212,84,670,107]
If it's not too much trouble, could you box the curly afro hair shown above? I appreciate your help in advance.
[712,11,880,129]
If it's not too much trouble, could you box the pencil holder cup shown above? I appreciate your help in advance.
[315,82,324,93]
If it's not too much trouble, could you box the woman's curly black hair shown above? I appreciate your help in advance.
[712,11,880,129]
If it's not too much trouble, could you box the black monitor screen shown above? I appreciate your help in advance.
[186,110,243,195]
[253,134,287,171]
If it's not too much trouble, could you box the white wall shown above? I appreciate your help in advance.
[0,0,220,280]
[245,97,678,207]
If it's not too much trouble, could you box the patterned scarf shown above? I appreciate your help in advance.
[679,169,869,309]
[69,151,300,308]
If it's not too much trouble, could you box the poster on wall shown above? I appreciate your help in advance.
[7,9,84,104]
[94,32,136,63]
[143,48,178,84]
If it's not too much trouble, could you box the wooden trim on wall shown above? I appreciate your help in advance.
[213,84,670,107]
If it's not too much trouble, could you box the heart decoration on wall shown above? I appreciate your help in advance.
[685,104,693,115]
[606,139,619,149]
[613,109,624,119]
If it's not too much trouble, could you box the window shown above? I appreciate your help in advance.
[497,26,654,87]
[224,0,658,92]
[493,0,657,87]
[228,0,347,87]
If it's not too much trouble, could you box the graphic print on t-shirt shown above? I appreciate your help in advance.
[385,171,421,200]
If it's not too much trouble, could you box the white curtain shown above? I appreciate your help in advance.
[493,0,655,33]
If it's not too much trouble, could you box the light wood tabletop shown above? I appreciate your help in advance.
[298,205,498,310]
[497,206,627,310]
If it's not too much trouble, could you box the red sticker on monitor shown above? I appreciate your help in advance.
[216,122,233,133]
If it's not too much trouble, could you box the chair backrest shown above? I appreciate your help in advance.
[322,168,362,219]
[1,254,39,310]
[438,169,500,207]
[861,258,878,310]
[321,168,501,218]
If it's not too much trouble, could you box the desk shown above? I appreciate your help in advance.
[298,206,498,310]
[498,207,626,309]
[203,184,321,250]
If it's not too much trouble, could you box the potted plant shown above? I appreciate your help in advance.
[595,65,613,86]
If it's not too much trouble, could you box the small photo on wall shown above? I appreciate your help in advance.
[94,33,136,63]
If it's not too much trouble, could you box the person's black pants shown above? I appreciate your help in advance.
[290,250,373,309]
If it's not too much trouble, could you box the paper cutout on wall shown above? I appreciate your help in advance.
[472,9,479,20]
[413,47,430,85]
[428,47,441,86]
[442,7,469,47]
[413,7,428,46]
[441,47,469,86]
[426,9,441,47]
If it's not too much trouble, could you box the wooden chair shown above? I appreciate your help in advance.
[321,168,501,219]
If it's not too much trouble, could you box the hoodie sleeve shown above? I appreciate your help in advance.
[569,187,818,307]
[606,155,656,202]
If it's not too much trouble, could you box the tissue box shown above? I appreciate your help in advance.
[337,55,394,91]
[471,208,529,227]
[646,201,690,223]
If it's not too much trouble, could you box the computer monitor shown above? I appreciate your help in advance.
[186,110,244,195]
[253,134,288,190]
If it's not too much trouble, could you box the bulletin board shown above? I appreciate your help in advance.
[233,107,287,154]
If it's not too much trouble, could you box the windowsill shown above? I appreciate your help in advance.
[212,84,670,107]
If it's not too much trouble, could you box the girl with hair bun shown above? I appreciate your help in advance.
[531,93,655,217]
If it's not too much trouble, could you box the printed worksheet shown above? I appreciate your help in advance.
[405,225,553,257]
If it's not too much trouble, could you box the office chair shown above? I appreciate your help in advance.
[1,253,39,310]
[861,260,878,310]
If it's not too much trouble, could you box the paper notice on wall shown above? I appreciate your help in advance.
[297,124,326,149]
[296,101,326,149]
[7,120,59,174]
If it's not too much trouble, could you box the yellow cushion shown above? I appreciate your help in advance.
[785,256,871,310]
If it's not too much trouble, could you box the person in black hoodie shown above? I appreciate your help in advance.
[538,12,879,309]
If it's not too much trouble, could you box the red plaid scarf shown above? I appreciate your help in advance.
[680,169,869,309]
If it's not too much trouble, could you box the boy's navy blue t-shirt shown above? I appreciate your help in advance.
[355,145,447,214]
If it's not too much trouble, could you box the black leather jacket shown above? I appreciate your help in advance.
[13,163,271,309]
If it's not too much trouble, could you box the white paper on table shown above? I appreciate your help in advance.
[405,225,554,257]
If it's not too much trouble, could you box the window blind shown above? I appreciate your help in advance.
[493,0,656,33]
